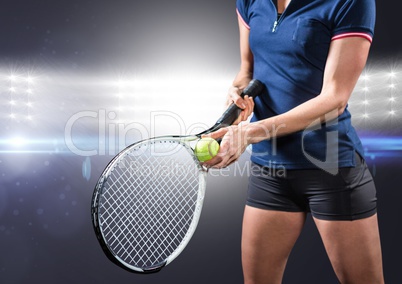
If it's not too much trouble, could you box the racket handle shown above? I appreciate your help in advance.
[215,79,264,127]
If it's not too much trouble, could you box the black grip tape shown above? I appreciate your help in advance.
[215,79,264,127]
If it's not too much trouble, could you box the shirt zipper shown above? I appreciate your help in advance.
[270,0,291,33]
[272,13,283,32]
[272,20,279,32]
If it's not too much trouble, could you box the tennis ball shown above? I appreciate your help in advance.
[194,138,220,162]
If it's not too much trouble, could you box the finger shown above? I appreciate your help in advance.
[240,95,249,120]
[226,86,237,106]
[213,152,239,169]
[242,96,254,120]
[209,153,231,169]
[228,86,246,109]
[233,96,247,109]
[202,142,229,168]
[204,134,233,168]
[245,95,254,110]
[237,96,252,122]
[201,154,223,168]
[245,95,254,112]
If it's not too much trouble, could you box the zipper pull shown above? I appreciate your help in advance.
[272,20,278,32]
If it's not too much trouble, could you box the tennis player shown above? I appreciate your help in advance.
[204,0,384,283]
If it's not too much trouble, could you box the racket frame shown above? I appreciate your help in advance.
[91,79,265,273]
[91,136,206,273]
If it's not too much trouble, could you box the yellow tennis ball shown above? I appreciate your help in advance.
[194,138,220,162]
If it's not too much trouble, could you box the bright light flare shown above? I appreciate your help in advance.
[8,74,17,81]
[9,137,28,147]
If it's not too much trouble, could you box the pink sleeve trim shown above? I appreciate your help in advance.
[331,32,373,43]
[236,8,250,30]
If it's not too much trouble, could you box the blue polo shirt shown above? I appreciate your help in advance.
[236,0,376,170]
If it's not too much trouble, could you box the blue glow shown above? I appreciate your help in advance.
[361,136,402,158]
[1,136,401,161]
[82,157,92,181]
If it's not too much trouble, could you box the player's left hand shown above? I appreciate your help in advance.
[202,123,250,169]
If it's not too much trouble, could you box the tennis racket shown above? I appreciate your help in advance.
[91,79,264,273]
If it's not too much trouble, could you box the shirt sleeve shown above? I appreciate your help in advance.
[331,0,376,43]
[236,0,251,30]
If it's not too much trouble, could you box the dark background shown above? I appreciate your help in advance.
[1,1,401,283]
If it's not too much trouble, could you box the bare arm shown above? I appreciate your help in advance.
[233,15,254,90]
[226,15,255,123]
[204,36,371,168]
[246,37,371,143]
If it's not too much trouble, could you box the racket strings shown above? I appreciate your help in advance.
[98,141,201,269]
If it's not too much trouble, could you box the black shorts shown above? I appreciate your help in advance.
[247,153,377,221]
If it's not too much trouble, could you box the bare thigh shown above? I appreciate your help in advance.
[242,206,306,284]
[314,214,384,284]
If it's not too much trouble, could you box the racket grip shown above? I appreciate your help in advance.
[215,79,264,127]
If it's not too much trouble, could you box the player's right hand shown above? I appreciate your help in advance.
[226,86,255,125]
